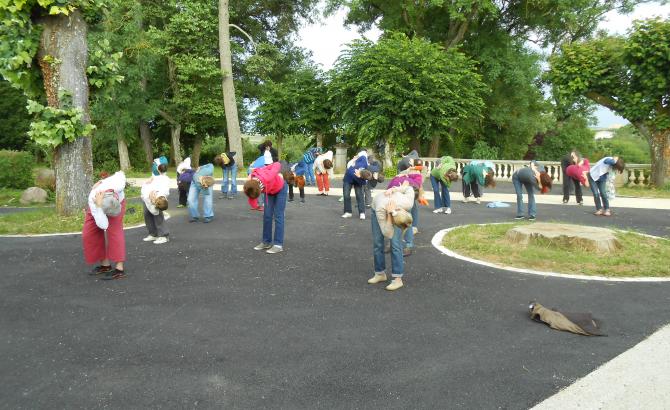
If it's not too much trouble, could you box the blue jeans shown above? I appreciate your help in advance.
[343,181,365,214]
[512,172,536,217]
[304,163,315,185]
[222,164,238,196]
[430,175,451,209]
[402,201,416,249]
[371,214,404,277]
[187,184,213,219]
[262,182,288,246]
[588,174,609,210]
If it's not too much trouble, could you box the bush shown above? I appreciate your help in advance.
[200,135,228,164]
[0,150,34,189]
[470,140,499,160]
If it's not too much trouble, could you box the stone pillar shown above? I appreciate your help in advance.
[335,143,349,174]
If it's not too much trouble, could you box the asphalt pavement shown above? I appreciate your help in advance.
[1,190,669,409]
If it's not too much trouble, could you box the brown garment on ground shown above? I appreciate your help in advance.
[529,302,605,336]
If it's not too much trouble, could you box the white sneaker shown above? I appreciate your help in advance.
[444,207,452,214]
[368,272,387,284]
[412,227,418,235]
[143,235,157,242]
[359,213,366,220]
[266,245,284,254]
[385,278,404,291]
[342,212,352,218]
[475,197,481,204]
[254,242,272,251]
[153,236,169,244]
[432,208,443,214]
[462,197,469,203]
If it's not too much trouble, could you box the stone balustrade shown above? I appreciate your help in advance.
[421,158,651,186]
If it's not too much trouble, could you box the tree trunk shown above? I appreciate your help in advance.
[409,135,421,154]
[276,133,283,160]
[219,0,244,167]
[37,11,93,215]
[170,124,182,166]
[649,129,670,187]
[429,135,441,157]
[316,132,323,148]
[191,135,203,168]
[383,140,393,169]
[138,119,153,165]
[117,136,131,171]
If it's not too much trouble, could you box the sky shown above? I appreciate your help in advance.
[296,2,670,127]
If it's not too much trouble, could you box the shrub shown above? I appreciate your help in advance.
[0,150,34,189]
[200,136,228,164]
[470,140,499,160]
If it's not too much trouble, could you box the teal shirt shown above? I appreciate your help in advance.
[462,163,489,186]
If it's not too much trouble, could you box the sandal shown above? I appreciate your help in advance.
[603,210,612,217]
[89,265,112,276]
[594,210,603,216]
[99,269,126,280]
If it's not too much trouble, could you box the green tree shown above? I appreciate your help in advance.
[0,79,31,151]
[530,116,596,161]
[329,33,486,153]
[0,0,111,214]
[548,18,670,186]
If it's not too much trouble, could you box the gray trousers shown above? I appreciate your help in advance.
[143,202,169,237]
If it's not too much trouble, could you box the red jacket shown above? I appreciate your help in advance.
[248,162,284,208]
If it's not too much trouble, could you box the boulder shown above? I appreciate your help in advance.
[506,222,621,253]
[35,168,55,191]
[20,187,48,205]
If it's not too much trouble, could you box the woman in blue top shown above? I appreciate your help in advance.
[512,161,553,220]
[588,156,625,216]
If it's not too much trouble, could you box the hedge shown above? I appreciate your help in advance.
[0,150,33,189]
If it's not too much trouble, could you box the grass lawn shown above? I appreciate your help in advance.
[442,223,670,277]
[0,189,54,207]
[617,185,670,199]
[0,202,146,235]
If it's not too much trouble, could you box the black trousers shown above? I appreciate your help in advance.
[288,184,304,200]
[462,181,481,198]
[561,161,583,203]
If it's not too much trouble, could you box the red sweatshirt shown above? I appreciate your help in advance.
[248,162,284,208]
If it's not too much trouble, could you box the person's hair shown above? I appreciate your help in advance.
[323,159,333,169]
[243,179,261,199]
[359,169,373,180]
[484,170,496,188]
[200,176,215,188]
[157,163,168,173]
[447,169,459,182]
[614,157,625,173]
[285,172,295,185]
[264,140,272,148]
[295,175,305,188]
[155,196,168,211]
[392,209,413,230]
[414,159,423,167]
[539,172,553,194]
[213,155,224,167]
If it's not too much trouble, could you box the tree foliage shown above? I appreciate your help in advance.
[329,32,486,151]
[548,18,670,185]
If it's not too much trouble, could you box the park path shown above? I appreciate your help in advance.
[129,177,670,210]
[1,190,669,408]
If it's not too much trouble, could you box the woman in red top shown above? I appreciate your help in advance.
[243,162,288,254]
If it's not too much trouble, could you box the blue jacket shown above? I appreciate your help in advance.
[293,160,308,176]
[344,156,368,185]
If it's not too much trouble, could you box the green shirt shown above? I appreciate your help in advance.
[430,156,457,186]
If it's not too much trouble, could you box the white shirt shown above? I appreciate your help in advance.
[141,174,170,215]
[88,171,126,230]
[263,150,273,165]
[371,184,415,238]
[314,150,334,174]
[590,157,615,181]
[346,150,368,168]
[177,157,191,174]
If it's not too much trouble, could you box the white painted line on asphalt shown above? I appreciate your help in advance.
[431,224,670,282]
[531,324,670,410]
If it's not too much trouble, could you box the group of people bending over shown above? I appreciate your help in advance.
[80,141,626,288]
